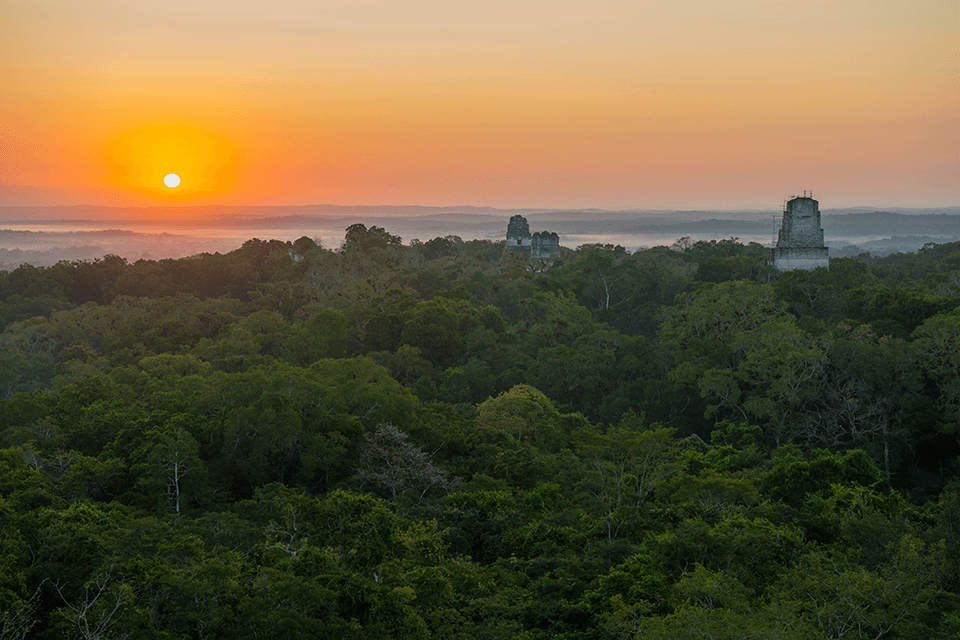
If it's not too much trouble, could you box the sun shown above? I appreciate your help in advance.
[104,124,238,201]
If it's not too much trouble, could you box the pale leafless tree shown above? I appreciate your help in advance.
[54,567,132,640]
[357,423,462,502]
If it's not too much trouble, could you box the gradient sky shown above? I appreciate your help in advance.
[1,0,957,211]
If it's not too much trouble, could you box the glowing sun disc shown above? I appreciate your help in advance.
[163,173,181,188]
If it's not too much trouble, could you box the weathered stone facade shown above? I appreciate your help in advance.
[768,196,829,272]
[505,215,560,259]
[532,231,560,260]
[505,215,532,254]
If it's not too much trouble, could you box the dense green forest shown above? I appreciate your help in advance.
[2,224,960,639]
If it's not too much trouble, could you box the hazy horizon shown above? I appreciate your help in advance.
[1,187,957,214]
[4,202,960,219]
[4,205,959,269]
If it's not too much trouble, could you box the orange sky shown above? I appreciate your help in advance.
[1,0,957,211]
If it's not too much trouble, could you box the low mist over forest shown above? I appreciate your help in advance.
[2,204,960,268]
[2,222,960,638]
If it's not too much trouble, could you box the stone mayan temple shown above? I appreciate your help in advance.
[505,214,560,260]
[768,194,829,272]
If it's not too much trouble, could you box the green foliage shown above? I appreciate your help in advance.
[772,537,950,639]
[476,385,566,451]
[913,310,960,434]
[586,553,670,611]
[442,490,522,564]
[515,291,600,352]
[529,330,652,421]
[399,297,488,369]
[3,230,960,638]
[695,254,774,284]
[546,245,692,337]
[283,308,347,364]
[130,419,207,515]
[764,448,885,508]
[651,516,804,590]
[573,418,677,540]
[342,223,403,255]
[438,357,496,405]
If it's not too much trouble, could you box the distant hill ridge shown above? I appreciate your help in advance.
[2,206,959,247]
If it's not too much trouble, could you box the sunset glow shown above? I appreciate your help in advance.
[0,0,957,211]
[104,125,237,202]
